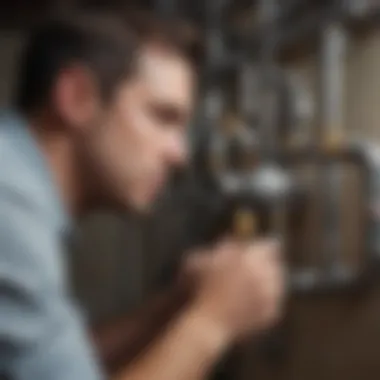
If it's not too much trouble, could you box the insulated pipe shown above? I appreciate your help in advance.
[319,16,348,274]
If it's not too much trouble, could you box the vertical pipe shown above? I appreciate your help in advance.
[204,0,226,122]
[239,61,260,125]
[320,22,346,141]
[257,0,280,160]
[257,0,289,243]
[203,1,228,175]
[319,19,348,273]
[366,147,380,261]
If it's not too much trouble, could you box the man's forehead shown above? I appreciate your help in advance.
[136,46,195,105]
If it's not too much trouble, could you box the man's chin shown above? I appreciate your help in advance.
[130,191,162,215]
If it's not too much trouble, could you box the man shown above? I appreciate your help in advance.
[0,10,285,380]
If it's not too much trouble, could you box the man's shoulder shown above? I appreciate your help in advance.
[0,111,70,286]
[0,111,43,198]
[0,114,103,380]
[0,110,68,230]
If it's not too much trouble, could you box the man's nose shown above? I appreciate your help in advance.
[166,137,189,168]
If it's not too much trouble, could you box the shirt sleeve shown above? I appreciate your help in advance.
[0,197,105,380]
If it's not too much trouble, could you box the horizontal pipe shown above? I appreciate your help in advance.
[277,144,380,166]
[290,267,367,294]
[241,4,380,59]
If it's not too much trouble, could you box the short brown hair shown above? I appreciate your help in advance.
[15,9,203,113]
[123,9,203,70]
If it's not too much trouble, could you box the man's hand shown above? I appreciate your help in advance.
[184,238,285,341]
[116,237,285,380]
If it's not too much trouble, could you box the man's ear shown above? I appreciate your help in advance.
[53,64,101,130]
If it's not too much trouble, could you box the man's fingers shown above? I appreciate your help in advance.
[184,250,212,275]
[245,238,283,262]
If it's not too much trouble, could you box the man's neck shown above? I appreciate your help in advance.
[27,113,85,218]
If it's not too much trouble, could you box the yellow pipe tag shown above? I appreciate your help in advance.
[233,208,257,240]
[323,132,345,153]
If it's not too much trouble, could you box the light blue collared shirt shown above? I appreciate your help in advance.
[0,111,104,379]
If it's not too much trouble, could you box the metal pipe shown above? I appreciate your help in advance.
[277,142,377,291]
[277,3,380,52]
[255,0,284,161]
[290,267,359,294]
[350,141,380,263]
[256,0,293,245]
[203,0,228,124]
[319,16,348,273]
[320,22,346,140]
[241,2,380,63]
[201,0,230,176]
[238,61,260,127]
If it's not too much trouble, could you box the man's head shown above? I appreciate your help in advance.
[16,11,202,213]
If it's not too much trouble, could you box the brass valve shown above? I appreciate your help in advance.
[233,208,257,240]
[323,131,345,154]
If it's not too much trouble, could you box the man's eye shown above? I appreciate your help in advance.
[151,105,183,125]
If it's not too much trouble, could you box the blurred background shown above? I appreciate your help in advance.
[3,0,380,379]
